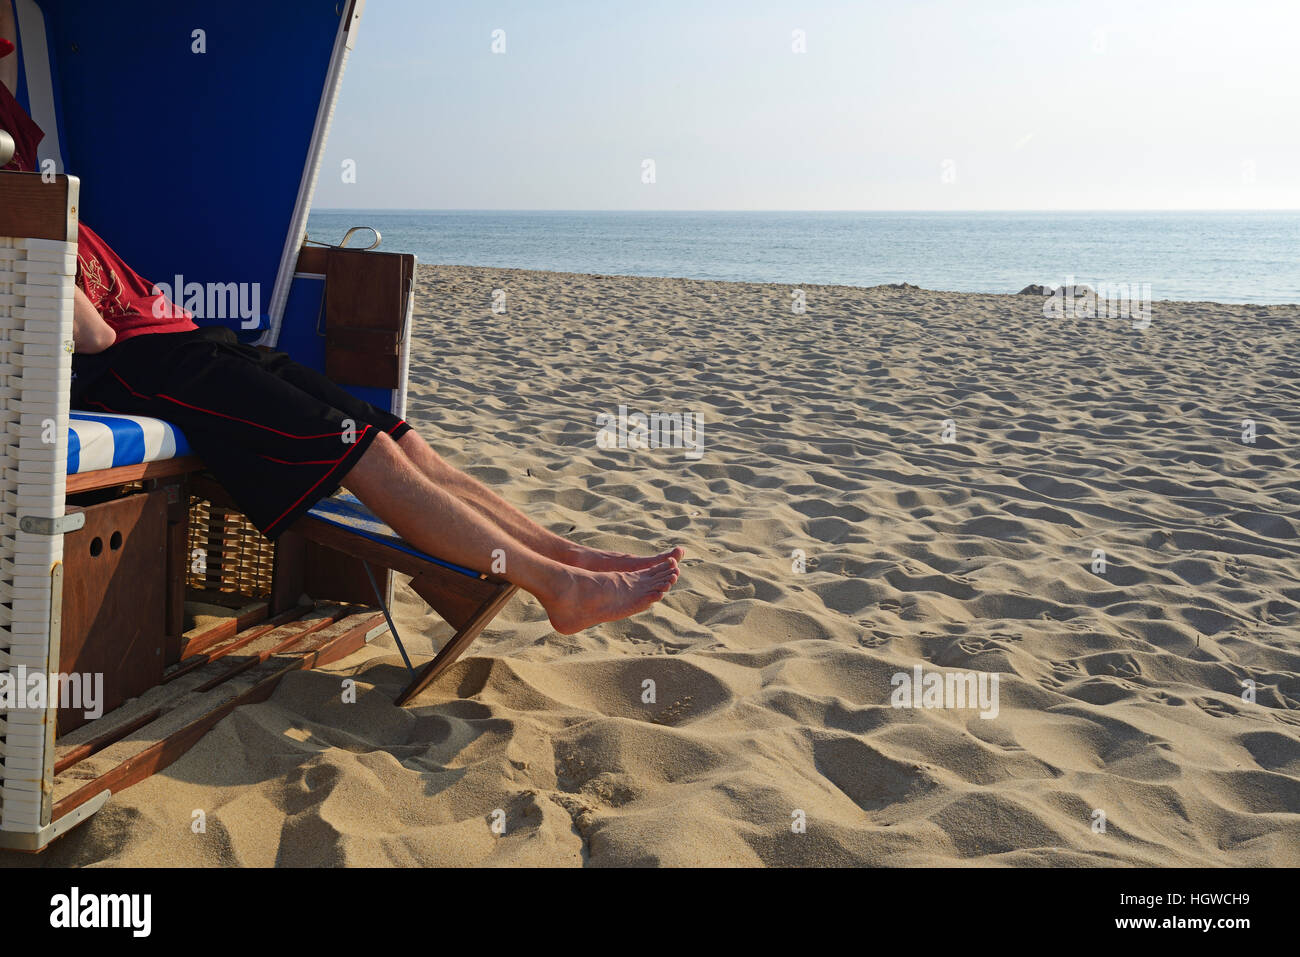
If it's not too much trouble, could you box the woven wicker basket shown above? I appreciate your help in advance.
[186,495,275,598]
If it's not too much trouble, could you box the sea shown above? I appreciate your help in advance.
[306,210,1300,305]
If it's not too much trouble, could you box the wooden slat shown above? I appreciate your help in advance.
[54,709,162,775]
[177,600,269,658]
[51,610,384,820]
[0,171,74,241]
[55,604,349,763]
[192,607,347,691]
[164,604,315,682]
[65,455,203,494]
[186,588,264,611]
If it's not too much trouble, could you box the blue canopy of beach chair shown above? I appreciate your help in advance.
[14,0,356,342]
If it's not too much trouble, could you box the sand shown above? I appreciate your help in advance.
[16,267,1300,866]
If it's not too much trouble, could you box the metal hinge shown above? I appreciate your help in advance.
[18,513,86,535]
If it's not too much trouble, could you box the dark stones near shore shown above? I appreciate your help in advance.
[1018,283,1094,296]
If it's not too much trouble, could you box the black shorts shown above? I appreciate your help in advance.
[73,325,410,539]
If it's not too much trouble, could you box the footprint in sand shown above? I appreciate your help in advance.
[1147,529,1173,549]
[951,634,1021,657]
[857,629,892,649]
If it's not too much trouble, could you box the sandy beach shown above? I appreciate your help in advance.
[17,265,1300,867]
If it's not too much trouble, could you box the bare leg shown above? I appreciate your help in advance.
[342,432,678,634]
[394,429,683,571]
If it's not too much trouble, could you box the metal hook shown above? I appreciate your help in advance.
[339,226,382,251]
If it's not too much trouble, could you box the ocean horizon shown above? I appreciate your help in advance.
[307,209,1300,305]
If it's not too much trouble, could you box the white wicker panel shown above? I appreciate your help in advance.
[0,235,74,834]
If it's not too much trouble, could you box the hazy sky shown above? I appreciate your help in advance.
[315,0,1300,211]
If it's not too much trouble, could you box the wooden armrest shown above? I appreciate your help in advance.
[0,171,78,242]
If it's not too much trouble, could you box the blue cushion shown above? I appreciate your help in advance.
[68,412,191,474]
[307,492,483,580]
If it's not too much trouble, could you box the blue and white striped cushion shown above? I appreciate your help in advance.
[308,493,482,579]
[68,412,192,474]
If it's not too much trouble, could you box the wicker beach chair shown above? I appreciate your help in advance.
[0,0,513,852]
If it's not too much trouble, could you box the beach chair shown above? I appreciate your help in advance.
[1,0,507,852]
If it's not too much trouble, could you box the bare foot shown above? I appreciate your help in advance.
[539,558,680,634]
[563,544,685,573]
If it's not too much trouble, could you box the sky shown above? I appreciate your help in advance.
[314,0,1300,211]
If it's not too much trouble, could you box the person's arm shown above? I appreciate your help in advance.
[0,0,17,97]
[74,286,117,353]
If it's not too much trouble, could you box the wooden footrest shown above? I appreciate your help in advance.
[290,493,520,705]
